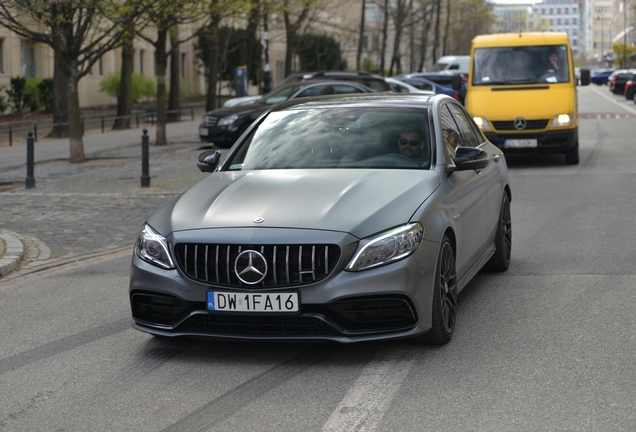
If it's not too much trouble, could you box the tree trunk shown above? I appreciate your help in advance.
[408,0,414,72]
[442,0,451,56]
[432,0,441,63]
[284,12,296,77]
[68,75,86,163]
[418,8,431,72]
[205,17,220,111]
[380,0,389,74]
[168,26,180,123]
[114,35,133,130]
[49,61,69,138]
[242,0,260,86]
[357,0,366,70]
[155,30,168,146]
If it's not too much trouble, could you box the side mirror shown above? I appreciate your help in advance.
[451,73,462,91]
[197,150,221,172]
[447,146,489,174]
[579,69,591,86]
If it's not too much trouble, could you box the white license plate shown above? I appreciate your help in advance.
[199,127,209,136]
[207,291,299,313]
[504,139,537,148]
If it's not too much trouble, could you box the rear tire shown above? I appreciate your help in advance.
[415,235,457,345]
[485,193,512,272]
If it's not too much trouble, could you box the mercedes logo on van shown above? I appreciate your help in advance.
[234,250,268,284]
[513,117,527,130]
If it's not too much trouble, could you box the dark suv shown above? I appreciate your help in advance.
[278,71,392,92]
[199,80,376,147]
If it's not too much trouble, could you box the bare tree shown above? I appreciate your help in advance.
[137,0,207,146]
[357,0,366,70]
[0,0,132,162]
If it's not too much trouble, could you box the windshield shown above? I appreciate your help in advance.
[472,45,570,85]
[258,84,303,104]
[224,107,431,170]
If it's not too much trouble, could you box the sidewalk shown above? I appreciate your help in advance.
[0,119,219,278]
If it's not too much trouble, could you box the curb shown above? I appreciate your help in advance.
[0,229,25,277]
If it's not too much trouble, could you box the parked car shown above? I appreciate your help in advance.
[130,93,512,345]
[199,81,376,147]
[385,77,435,94]
[609,69,636,95]
[625,73,636,102]
[277,70,393,92]
[590,69,615,85]
[407,71,468,104]
[221,71,392,109]
[432,55,470,72]
[394,74,463,103]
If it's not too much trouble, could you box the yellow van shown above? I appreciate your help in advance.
[466,32,590,164]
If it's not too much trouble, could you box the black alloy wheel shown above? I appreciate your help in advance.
[485,193,512,271]
[417,235,457,345]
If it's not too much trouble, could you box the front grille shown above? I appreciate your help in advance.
[201,116,218,127]
[491,119,549,131]
[174,243,340,288]
[194,314,335,334]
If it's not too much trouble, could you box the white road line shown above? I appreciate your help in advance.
[588,86,636,115]
[322,347,417,432]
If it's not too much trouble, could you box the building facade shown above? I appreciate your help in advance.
[532,0,583,54]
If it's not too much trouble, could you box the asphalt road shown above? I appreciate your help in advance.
[1,86,636,431]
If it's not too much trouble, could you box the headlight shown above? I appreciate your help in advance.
[346,223,424,272]
[472,116,492,131]
[550,113,575,128]
[135,223,175,269]
[218,115,239,126]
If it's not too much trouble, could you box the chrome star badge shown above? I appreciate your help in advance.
[234,250,268,284]
[253,217,264,223]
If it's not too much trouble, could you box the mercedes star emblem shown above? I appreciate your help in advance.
[234,250,268,284]
[513,117,527,130]
[253,217,264,223]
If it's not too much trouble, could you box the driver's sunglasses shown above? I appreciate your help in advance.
[398,138,421,147]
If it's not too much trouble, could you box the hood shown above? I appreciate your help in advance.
[149,170,440,239]
[204,102,271,118]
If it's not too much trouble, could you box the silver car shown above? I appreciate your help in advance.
[130,94,511,345]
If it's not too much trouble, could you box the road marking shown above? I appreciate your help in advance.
[589,86,636,115]
[322,347,416,432]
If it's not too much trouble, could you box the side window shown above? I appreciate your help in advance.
[447,104,481,147]
[334,85,366,94]
[296,85,334,98]
[389,82,407,93]
[440,105,461,163]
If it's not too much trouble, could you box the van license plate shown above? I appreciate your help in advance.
[199,127,209,136]
[504,139,537,148]
[207,291,299,313]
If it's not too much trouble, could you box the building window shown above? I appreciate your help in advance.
[572,18,577,25]
[565,7,569,14]
[549,8,553,15]
[572,39,577,46]
[140,50,145,74]
[541,8,545,15]
[181,53,186,77]
[565,18,569,25]
[20,40,36,78]
[556,8,561,14]
[557,18,561,25]
[573,28,577,36]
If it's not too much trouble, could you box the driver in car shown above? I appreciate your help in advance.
[397,129,425,160]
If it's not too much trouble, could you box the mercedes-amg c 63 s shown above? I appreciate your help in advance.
[130,94,511,345]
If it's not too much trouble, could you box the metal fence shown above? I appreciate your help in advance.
[0,103,206,147]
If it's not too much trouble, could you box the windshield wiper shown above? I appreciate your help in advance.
[477,78,536,85]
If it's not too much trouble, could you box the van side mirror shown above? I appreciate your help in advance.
[579,69,591,86]
[197,150,221,172]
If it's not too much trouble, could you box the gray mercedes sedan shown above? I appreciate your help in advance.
[130,94,511,345]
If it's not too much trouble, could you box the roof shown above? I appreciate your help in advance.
[472,32,570,47]
[271,93,442,112]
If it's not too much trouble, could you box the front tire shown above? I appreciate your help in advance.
[485,193,512,271]
[416,235,457,345]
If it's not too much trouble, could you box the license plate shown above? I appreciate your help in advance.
[199,127,209,136]
[504,139,537,149]
[207,291,300,313]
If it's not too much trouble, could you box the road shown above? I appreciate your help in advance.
[1,86,636,431]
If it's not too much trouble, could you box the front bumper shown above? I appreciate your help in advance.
[485,127,578,154]
[129,228,439,343]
